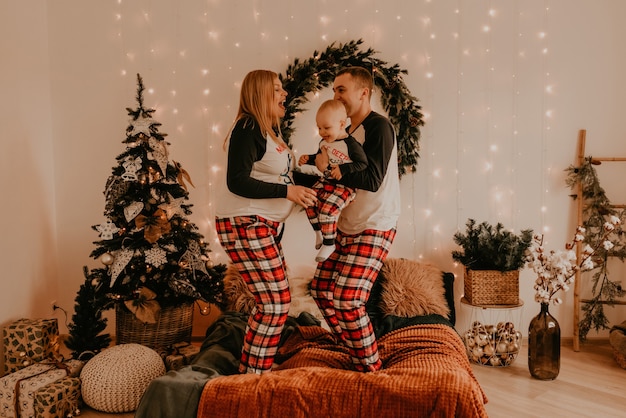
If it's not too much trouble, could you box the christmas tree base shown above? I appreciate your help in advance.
[115,302,193,349]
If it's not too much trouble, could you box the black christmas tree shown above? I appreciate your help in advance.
[66,74,225,357]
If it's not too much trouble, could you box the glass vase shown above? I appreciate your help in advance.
[527,302,560,380]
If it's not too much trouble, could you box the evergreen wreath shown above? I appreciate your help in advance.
[279,39,424,177]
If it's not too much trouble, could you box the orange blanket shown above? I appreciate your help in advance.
[197,324,488,418]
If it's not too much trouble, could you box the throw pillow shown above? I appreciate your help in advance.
[378,258,451,318]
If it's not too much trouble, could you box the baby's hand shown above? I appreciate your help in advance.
[298,155,308,166]
[330,165,342,180]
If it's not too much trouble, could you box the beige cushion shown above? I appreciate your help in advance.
[80,343,165,413]
[379,258,450,318]
[222,264,329,329]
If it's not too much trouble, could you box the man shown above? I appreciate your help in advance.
[310,66,401,372]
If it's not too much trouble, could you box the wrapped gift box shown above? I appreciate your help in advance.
[3,318,59,375]
[33,376,81,418]
[0,359,83,418]
[157,342,200,371]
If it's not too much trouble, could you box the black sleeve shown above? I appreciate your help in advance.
[301,140,324,166]
[338,136,368,175]
[339,113,395,192]
[226,118,288,199]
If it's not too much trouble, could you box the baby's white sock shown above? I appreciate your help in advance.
[315,244,335,262]
[315,230,323,250]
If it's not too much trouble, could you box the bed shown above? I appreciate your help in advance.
[135,258,488,418]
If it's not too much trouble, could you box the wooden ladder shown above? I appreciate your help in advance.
[573,129,626,351]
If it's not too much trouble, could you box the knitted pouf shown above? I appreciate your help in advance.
[80,343,166,413]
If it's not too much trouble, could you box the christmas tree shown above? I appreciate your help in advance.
[66,74,225,356]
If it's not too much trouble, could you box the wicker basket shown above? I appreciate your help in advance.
[115,302,193,348]
[464,268,519,305]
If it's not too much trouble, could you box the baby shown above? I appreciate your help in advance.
[298,99,368,262]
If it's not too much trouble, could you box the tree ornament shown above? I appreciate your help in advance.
[96,220,119,240]
[104,176,129,212]
[110,248,134,286]
[122,156,142,181]
[124,201,144,222]
[174,161,195,191]
[135,209,171,244]
[158,193,185,219]
[128,114,154,137]
[145,246,168,268]
[148,137,169,175]
[100,252,114,265]
[279,39,424,176]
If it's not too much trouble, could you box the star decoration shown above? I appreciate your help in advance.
[128,115,154,137]
[159,193,185,219]
[96,220,119,240]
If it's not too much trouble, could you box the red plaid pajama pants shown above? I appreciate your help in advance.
[215,216,291,374]
[310,227,396,372]
[305,180,356,245]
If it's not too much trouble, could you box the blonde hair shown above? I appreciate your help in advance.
[317,99,347,120]
[223,69,282,149]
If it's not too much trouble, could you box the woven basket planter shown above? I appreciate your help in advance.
[464,268,519,306]
[115,302,193,348]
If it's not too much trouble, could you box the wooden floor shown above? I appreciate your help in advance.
[79,339,626,417]
[470,339,626,417]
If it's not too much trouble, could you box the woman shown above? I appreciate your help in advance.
[215,69,317,374]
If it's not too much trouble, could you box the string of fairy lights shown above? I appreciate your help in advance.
[110,0,554,266]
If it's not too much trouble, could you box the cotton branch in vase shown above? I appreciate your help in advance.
[525,216,621,305]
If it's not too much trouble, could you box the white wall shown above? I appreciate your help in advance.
[2,0,626,347]
[0,2,58,325]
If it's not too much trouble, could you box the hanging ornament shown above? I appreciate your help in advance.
[145,246,168,268]
[104,176,129,212]
[181,241,208,276]
[122,156,142,181]
[146,166,159,183]
[124,201,144,222]
[96,220,119,240]
[174,161,195,191]
[110,248,134,286]
[100,252,115,265]
[128,115,154,137]
[135,209,171,243]
[158,193,185,219]
[148,137,169,175]
[206,258,215,269]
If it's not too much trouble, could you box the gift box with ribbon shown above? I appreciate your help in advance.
[33,376,82,418]
[0,359,83,418]
[157,342,200,371]
[3,318,60,375]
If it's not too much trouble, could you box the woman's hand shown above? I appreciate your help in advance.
[287,185,317,208]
